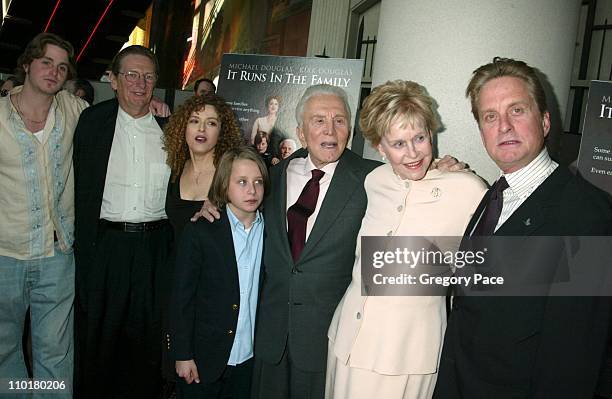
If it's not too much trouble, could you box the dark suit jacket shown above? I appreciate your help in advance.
[172,210,256,384]
[253,148,380,373]
[435,166,612,399]
[73,99,167,302]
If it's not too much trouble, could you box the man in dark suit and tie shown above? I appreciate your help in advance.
[434,57,612,399]
[73,45,172,398]
[250,84,380,399]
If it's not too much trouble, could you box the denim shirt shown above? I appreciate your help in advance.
[0,87,87,260]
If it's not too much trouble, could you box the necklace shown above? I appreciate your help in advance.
[15,94,48,125]
[193,169,203,185]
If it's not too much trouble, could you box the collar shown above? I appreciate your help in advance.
[8,86,59,134]
[301,153,339,177]
[117,105,153,125]
[501,148,557,194]
[226,206,263,230]
[390,163,441,189]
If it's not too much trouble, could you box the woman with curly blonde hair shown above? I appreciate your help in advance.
[161,93,244,388]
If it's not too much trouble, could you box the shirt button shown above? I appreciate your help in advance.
[356,312,361,320]
[232,304,239,310]
[227,329,234,335]
[387,230,393,236]
[397,205,403,212]
[404,182,410,188]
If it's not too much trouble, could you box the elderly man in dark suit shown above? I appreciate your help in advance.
[434,57,612,399]
[250,84,380,399]
[73,45,171,399]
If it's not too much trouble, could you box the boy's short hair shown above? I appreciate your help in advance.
[209,146,270,209]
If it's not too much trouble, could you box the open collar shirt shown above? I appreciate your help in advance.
[226,206,264,365]
[0,87,87,259]
[100,107,170,222]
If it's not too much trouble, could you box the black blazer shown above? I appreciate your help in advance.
[73,99,167,299]
[435,166,612,399]
[253,148,380,373]
[172,210,262,383]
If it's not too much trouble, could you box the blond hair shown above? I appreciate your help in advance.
[359,80,440,146]
[208,146,270,209]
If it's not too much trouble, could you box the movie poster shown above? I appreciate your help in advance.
[216,54,364,159]
[577,80,612,195]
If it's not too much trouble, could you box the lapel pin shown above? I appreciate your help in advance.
[524,218,531,226]
[431,187,441,198]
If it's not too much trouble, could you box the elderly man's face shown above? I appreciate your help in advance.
[297,94,349,168]
[280,140,295,159]
[111,54,156,118]
[477,76,550,173]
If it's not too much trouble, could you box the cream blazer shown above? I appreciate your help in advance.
[327,164,487,375]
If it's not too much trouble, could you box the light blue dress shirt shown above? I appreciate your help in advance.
[226,206,264,365]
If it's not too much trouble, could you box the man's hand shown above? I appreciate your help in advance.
[150,96,171,117]
[191,199,221,222]
[434,154,468,172]
[176,360,200,384]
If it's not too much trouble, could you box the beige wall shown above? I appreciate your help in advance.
[362,0,581,183]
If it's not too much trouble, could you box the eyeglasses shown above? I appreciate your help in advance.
[117,71,157,84]
[0,89,8,97]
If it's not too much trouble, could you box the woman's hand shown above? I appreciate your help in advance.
[176,359,200,384]
[191,199,221,222]
[434,154,469,172]
[150,96,171,117]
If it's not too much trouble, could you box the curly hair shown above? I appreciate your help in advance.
[265,95,281,108]
[163,93,245,182]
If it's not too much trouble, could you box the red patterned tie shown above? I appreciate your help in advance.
[287,169,325,262]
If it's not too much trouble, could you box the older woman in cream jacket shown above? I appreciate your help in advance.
[326,80,486,399]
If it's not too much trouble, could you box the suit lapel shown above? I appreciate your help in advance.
[92,101,119,201]
[299,150,360,261]
[218,210,240,295]
[270,149,304,265]
[496,167,570,236]
[464,190,489,237]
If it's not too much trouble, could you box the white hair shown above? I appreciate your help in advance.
[280,138,297,148]
[295,84,351,128]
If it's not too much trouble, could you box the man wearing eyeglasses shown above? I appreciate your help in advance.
[73,45,172,398]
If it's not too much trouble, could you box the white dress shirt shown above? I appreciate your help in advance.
[495,148,558,231]
[100,108,170,222]
[285,154,339,240]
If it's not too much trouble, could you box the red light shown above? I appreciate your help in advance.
[44,0,62,32]
[76,0,115,62]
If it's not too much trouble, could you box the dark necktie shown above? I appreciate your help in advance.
[472,176,509,236]
[287,169,325,262]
